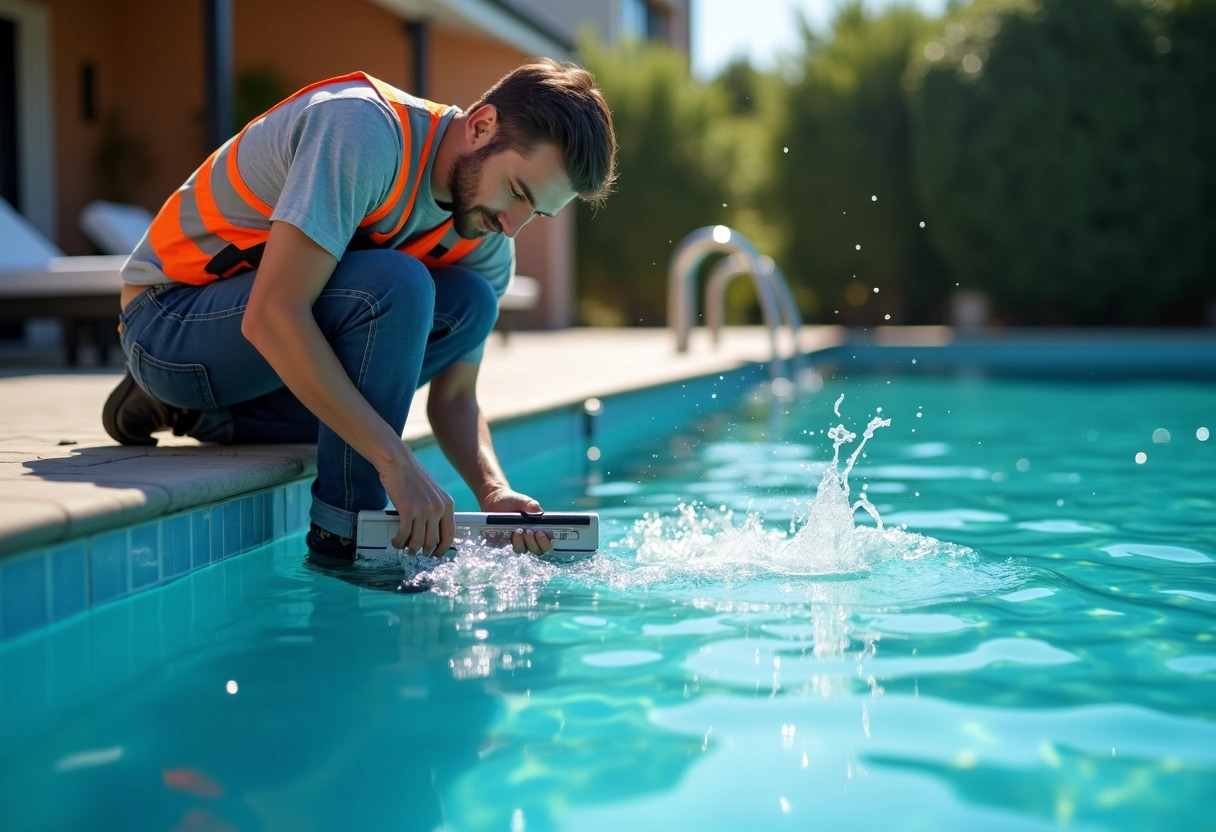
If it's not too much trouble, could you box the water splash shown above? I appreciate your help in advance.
[376,398,1017,606]
[620,409,982,587]
[390,541,561,606]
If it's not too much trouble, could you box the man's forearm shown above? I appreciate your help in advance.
[428,391,511,507]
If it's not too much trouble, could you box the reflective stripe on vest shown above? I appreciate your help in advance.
[146,72,485,284]
[398,220,482,269]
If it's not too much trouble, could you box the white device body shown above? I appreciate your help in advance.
[355,510,599,561]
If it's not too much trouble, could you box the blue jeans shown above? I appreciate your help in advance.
[118,251,499,537]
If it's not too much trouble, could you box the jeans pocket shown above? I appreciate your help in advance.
[128,342,219,410]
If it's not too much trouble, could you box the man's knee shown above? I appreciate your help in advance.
[320,250,436,329]
[431,266,499,341]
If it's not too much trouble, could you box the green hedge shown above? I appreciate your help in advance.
[575,40,734,326]
[909,0,1212,324]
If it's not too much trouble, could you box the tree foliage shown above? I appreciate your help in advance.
[572,0,1215,329]
[575,39,735,326]
[909,0,1210,323]
[764,3,947,324]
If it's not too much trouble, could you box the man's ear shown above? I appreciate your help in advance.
[466,104,499,148]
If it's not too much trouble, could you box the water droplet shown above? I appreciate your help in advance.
[226,680,239,694]
[873,287,880,293]
[919,221,926,228]
[1016,458,1030,472]
[711,225,731,244]
[1135,452,1147,465]
[871,195,877,201]
[1198,427,1210,441]
[779,797,792,814]
[1152,428,1171,444]
[587,446,601,461]
[884,314,890,320]
[783,146,789,153]
[855,244,861,250]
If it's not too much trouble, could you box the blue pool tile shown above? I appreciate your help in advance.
[240,494,261,551]
[283,482,299,532]
[89,603,132,693]
[222,501,241,557]
[128,591,165,672]
[1,551,49,639]
[192,508,212,569]
[48,542,88,622]
[261,491,275,543]
[271,488,286,539]
[210,505,225,562]
[129,521,160,590]
[295,480,312,530]
[189,567,224,638]
[47,614,93,715]
[90,529,129,604]
[0,637,51,742]
[162,514,192,580]
[158,577,195,655]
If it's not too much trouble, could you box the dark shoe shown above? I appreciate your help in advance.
[102,372,202,446]
[306,522,356,560]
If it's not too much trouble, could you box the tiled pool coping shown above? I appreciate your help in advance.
[2,326,1212,643]
[0,478,315,640]
[0,327,800,643]
[0,366,771,642]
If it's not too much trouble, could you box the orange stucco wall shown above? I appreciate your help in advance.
[35,0,576,325]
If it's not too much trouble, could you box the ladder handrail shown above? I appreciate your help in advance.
[667,226,802,380]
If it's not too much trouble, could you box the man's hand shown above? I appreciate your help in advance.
[380,446,455,557]
[427,362,553,558]
[482,488,553,556]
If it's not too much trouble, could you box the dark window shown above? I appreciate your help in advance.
[1,16,20,209]
[621,0,668,42]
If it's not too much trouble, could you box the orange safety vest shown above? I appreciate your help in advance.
[147,72,486,285]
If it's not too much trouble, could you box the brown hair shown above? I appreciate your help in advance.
[469,59,617,207]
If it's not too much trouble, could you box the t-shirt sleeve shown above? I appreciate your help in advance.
[271,97,399,259]
[452,234,515,364]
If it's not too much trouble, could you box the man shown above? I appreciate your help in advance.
[101,59,616,561]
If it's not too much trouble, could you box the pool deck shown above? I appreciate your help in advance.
[0,326,844,558]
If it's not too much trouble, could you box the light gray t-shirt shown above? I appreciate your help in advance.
[123,76,513,363]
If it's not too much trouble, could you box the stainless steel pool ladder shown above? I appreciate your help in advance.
[667,225,804,380]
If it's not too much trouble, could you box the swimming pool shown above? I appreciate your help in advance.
[1,343,1214,831]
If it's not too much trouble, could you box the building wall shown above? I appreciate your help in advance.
[24,0,683,329]
[509,0,689,50]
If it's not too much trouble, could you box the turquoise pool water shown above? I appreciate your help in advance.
[2,367,1214,831]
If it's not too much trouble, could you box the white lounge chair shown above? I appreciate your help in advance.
[79,199,153,256]
[0,198,126,365]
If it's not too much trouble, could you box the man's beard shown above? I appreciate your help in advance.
[448,145,501,240]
